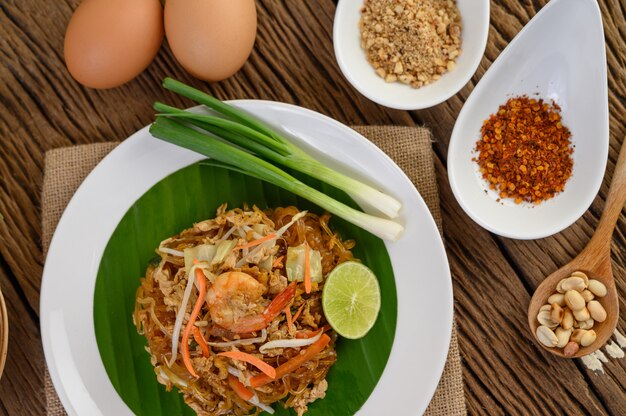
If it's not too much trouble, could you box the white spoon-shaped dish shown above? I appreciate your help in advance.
[333,0,489,110]
[447,0,608,239]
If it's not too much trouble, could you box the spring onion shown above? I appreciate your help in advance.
[158,77,402,220]
[150,117,403,240]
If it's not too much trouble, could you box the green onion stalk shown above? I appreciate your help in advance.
[149,117,404,241]
[158,77,402,220]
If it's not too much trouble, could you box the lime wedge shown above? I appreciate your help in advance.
[322,261,381,339]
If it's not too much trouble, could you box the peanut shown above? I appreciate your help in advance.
[570,329,586,344]
[555,327,572,348]
[571,271,589,286]
[587,300,606,322]
[537,310,558,328]
[550,303,564,324]
[561,276,586,292]
[587,279,607,297]
[561,308,574,330]
[578,319,595,330]
[565,290,585,311]
[580,289,594,303]
[580,330,597,347]
[536,325,558,347]
[563,341,579,356]
[573,307,590,322]
[548,293,565,306]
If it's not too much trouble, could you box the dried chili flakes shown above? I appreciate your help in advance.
[474,96,573,204]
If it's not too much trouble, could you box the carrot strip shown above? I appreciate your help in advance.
[273,255,285,268]
[250,334,331,388]
[295,328,322,340]
[285,306,293,332]
[304,242,311,293]
[295,325,330,339]
[192,327,210,358]
[228,375,254,401]
[181,268,207,378]
[236,233,276,250]
[218,351,277,379]
[292,303,306,323]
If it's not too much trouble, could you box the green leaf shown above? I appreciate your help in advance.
[93,163,397,415]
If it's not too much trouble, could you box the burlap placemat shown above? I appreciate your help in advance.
[42,126,465,416]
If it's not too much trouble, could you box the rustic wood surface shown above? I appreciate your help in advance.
[0,0,625,415]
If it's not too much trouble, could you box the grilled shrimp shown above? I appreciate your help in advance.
[206,271,297,333]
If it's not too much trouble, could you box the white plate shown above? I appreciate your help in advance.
[447,0,608,239]
[41,101,452,415]
[333,0,489,110]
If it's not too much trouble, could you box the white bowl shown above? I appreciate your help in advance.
[447,0,608,239]
[333,0,489,110]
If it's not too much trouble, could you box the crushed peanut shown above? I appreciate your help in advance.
[359,0,462,89]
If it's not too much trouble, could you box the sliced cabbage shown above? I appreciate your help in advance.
[183,240,237,273]
[286,243,322,283]
[252,224,269,236]
[183,244,216,274]
[213,239,237,265]
[259,255,274,271]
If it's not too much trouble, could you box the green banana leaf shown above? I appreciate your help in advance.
[93,162,397,415]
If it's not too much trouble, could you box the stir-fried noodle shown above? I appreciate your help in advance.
[134,205,356,415]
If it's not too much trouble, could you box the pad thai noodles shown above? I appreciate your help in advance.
[133,204,357,415]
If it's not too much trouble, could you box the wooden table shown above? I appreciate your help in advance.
[1,1,625,414]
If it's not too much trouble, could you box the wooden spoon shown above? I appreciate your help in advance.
[528,139,626,358]
[0,286,7,379]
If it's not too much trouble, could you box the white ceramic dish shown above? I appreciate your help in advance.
[41,101,453,415]
[333,0,489,110]
[447,0,608,239]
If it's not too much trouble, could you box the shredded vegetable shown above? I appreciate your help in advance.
[207,329,267,348]
[250,334,332,388]
[228,375,254,401]
[259,329,324,354]
[181,268,207,378]
[304,242,311,293]
[218,351,277,379]
[192,327,210,358]
[236,233,277,250]
[249,394,275,414]
[292,303,306,324]
[167,265,200,366]
[285,306,294,332]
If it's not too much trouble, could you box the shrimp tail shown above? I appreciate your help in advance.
[264,281,297,319]
[229,281,298,333]
[229,315,268,334]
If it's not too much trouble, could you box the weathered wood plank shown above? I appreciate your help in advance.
[0,0,625,415]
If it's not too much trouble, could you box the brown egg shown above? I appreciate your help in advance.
[165,0,257,82]
[64,0,163,89]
